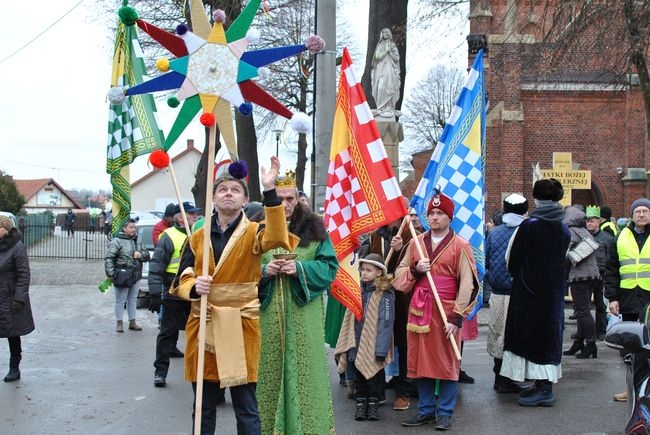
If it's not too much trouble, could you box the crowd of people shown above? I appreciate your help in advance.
[3,150,648,433]
[41,163,647,433]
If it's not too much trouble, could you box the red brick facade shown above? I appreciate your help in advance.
[409,0,649,220]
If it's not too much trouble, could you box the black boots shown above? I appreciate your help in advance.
[367,397,380,421]
[4,356,21,382]
[576,341,598,359]
[355,398,367,421]
[563,339,584,356]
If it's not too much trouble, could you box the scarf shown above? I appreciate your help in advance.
[532,200,564,223]
[406,230,455,333]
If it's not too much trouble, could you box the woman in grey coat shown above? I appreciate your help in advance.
[104,219,150,332]
[0,215,34,382]
[562,205,601,359]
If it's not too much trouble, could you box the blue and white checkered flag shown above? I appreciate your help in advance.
[410,50,486,314]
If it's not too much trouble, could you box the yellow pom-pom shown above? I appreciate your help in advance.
[156,58,170,72]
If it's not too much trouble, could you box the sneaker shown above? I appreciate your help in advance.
[459,370,475,384]
[355,398,368,421]
[169,347,184,358]
[497,380,523,394]
[393,396,410,411]
[518,388,555,407]
[613,391,628,402]
[435,415,452,431]
[154,375,166,388]
[401,413,435,427]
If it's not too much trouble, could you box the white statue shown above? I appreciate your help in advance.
[371,28,401,120]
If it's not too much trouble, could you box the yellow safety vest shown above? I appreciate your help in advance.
[162,226,187,275]
[617,227,650,290]
[601,221,617,236]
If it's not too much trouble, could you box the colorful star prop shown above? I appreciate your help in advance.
[117,0,323,159]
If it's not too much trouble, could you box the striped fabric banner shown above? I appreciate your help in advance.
[324,48,407,319]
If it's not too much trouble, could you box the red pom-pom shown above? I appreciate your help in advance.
[149,150,170,169]
[200,112,216,126]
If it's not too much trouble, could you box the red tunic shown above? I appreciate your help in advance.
[392,230,478,380]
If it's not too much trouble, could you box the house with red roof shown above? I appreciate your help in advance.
[14,178,83,214]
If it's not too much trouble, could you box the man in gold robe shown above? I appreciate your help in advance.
[172,157,298,435]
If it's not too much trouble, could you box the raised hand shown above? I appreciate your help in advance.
[261,156,281,191]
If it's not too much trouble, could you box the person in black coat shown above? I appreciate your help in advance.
[501,179,570,407]
[0,215,34,382]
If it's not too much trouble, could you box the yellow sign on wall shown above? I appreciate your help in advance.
[539,152,591,206]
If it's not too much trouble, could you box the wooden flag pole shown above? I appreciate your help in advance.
[407,220,462,361]
[194,123,217,434]
[168,160,192,235]
[383,213,410,267]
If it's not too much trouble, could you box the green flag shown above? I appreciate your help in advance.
[107,22,164,235]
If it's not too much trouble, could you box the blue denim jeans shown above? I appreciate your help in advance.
[192,381,261,435]
[114,282,138,321]
[417,378,458,417]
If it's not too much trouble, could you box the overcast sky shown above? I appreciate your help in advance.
[1,0,465,195]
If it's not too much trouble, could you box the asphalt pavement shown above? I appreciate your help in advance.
[0,259,628,434]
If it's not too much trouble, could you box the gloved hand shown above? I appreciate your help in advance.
[12,300,23,312]
[149,294,162,313]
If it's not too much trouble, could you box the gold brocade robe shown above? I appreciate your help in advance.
[173,205,298,384]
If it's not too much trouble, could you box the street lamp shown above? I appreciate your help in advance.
[273,129,283,157]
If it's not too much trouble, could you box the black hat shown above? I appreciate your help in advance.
[533,178,564,202]
[600,206,612,220]
[503,193,528,215]
[174,201,201,215]
[164,203,176,218]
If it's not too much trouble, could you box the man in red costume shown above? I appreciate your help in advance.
[392,191,479,431]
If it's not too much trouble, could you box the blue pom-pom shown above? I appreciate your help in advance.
[238,102,253,116]
[176,24,188,35]
[228,160,249,179]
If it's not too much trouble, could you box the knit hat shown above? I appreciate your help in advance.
[0,215,14,231]
[532,178,564,202]
[630,198,650,216]
[503,193,528,215]
[359,253,387,275]
[427,191,454,220]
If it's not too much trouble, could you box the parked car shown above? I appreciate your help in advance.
[146,210,165,219]
[130,211,161,225]
[135,221,155,309]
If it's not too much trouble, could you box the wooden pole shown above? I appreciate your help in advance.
[407,220,462,361]
[168,161,192,235]
[383,213,409,267]
[193,124,216,434]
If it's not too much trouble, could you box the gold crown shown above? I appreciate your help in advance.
[275,170,296,188]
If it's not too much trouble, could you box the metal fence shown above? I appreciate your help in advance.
[23,224,110,260]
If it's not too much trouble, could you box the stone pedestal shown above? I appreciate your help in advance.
[376,121,404,181]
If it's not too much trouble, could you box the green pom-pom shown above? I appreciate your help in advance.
[118,6,139,26]
[167,97,180,108]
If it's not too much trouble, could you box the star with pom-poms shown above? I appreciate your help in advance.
[118,0,324,160]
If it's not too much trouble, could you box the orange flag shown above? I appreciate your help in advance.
[323,48,408,319]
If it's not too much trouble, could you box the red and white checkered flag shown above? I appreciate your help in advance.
[324,48,407,319]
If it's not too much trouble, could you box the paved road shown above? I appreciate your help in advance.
[0,259,628,434]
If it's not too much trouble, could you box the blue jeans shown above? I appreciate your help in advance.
[192,381,261,435]
[114,282,138,321]
[417,378,458,417]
